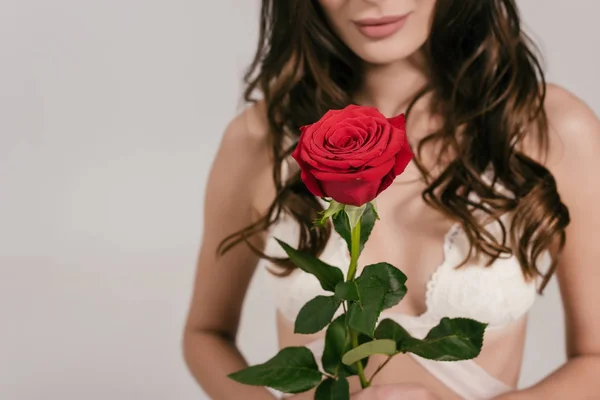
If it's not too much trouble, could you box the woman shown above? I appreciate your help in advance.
[183,1,600,399]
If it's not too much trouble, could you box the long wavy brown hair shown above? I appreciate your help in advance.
[218,0,570,291]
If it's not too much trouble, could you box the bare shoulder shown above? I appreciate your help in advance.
[240,99,271,142]
[210,100,275,216]
[545,84,600,141]
[542,84,600,176]
[220,100,270,162]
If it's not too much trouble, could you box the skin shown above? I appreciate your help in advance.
[183,1,600,399]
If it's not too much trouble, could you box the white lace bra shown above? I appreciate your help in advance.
[261,198,550,332]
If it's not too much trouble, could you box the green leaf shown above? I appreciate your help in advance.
[332,211,352,251]
[276,239,344,292]
[370,200,380,219]
[341,339,397,366]
[347,276,386,337]
[333,202,377,256]
[295,296,341,334]
[359,263,407,309]
[315,200,346,226]
[334,281,359,301]
[315,377,350,400]
[322,315,356,378]
[374,318,413,349]
[228,347,322,394]
[401,317,488,361]
[346,263,408,337]
[322,315,369,378]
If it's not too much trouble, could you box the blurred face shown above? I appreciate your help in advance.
[317,0,437,65]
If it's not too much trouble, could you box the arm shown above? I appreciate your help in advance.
[182,105,278,400]
[495,86,600,399]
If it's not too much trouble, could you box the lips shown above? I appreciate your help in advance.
[353,14,410,39]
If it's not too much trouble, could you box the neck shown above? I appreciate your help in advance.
[354,53,429,118]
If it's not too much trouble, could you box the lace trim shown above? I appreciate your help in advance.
[424,223,462,314]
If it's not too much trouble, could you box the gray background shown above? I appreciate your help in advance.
[1,1,598,399]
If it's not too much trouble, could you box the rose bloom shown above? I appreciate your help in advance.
[292,105,413,206]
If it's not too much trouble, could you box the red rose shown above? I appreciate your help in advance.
[291,105,413,207]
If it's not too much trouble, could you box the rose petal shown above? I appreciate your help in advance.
[299,146,345,172]
[387,113,406,131]
[392,134,414,175]
[350,125,393,168]
[377,171,397,196]
[320,179,381,206]
[362,124,406,168]
[311,157,396,182]
[300,169,326,197]
[302,148,363,171]
[293,106,412,204]
[292,143,326,196]
[328,125,365,148]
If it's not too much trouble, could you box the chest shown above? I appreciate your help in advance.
[263,162,542,331]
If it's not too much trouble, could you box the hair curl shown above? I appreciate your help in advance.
[218,0,570,291]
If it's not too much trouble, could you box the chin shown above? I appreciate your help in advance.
[347,38,423,66]
[352,42,420,65]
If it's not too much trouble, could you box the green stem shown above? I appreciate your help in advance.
[350,329,369,388]
[346,221,369,388]
[346,221,361,281]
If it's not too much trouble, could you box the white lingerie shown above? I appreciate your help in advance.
[261,164,550,399]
